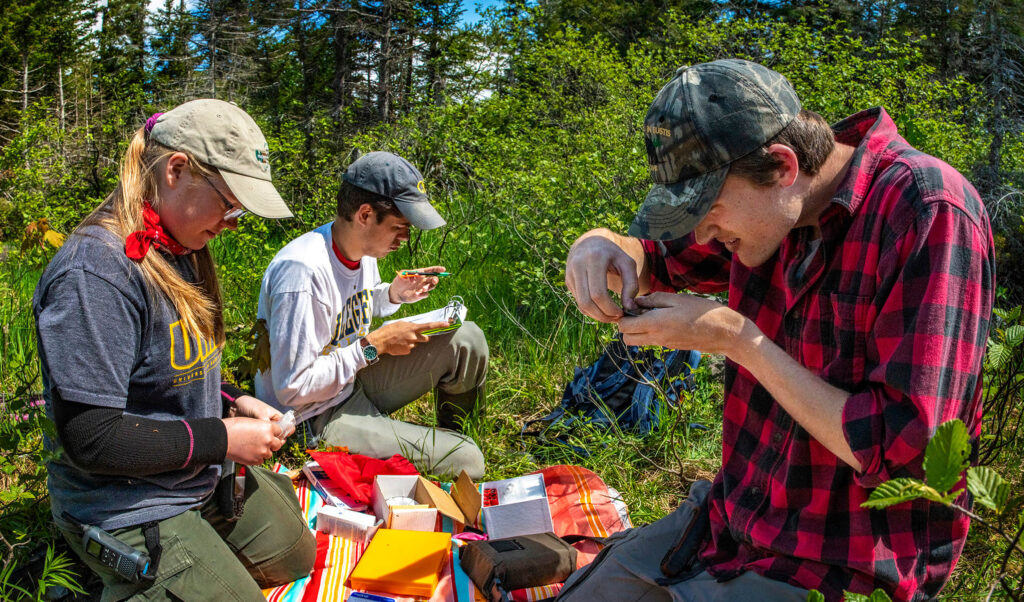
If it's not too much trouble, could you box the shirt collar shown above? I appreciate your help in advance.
[828,107,902,215]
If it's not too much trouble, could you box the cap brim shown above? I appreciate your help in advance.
[395,199,446,230]
[628,166,728,240]
[220,171,293,219]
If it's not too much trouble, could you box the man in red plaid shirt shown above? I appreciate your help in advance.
[559,59,995,601]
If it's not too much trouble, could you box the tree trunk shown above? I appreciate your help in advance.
[378,0,393,121]
[209,2,218,97]
[21,53,29,114]
[58,56,66,133]
[985,1,1004,184]
[329,2,353,129]
[402,31,413,114]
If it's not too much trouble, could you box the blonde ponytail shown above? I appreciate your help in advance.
[78,127,225,345]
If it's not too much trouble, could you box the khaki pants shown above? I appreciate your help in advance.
[61,467,315,602]
[313,322,488,479]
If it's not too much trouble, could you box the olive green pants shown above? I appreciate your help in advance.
[61,467,315,601]
[314,322,488,479]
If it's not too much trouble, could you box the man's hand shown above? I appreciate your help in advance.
[565,230,648,323]
[223,417,285,464]
[364,320,451,356]
[616,292,747,356]
[623,293,863,470]
[389,265,445,303]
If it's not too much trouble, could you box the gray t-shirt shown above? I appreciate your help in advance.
[33,226,222,530]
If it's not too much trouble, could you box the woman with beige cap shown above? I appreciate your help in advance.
[33,99,314,600]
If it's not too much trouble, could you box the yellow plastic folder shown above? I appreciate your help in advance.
[348,529,452,597]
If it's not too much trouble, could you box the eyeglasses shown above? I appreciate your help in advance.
[200,172,248,221]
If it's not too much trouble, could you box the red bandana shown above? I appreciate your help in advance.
[125,201,188,261]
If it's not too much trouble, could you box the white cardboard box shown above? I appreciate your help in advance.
[480,473,553,539]
[315,505,381,542]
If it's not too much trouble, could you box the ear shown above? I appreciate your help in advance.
[765,144,800,188]
[353,203,376,226]
[162,152,191,191]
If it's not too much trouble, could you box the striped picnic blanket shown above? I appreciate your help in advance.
[263,464,630,602]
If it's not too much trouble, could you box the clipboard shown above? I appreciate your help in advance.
[382,296,466,336]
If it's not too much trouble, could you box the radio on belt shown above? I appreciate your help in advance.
[81,524,151,583]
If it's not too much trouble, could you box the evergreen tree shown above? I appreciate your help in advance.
[150,0,198,107]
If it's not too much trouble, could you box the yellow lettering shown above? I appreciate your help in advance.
[169,321,221,371]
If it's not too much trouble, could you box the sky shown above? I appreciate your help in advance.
[460,0,505,25]
[144,0,508,27]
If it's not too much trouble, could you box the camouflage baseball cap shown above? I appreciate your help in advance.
[629,59,801,240]
[343,151,446,230]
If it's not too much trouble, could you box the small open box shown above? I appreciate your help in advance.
[372,472,481,532]
[479,473,554,540]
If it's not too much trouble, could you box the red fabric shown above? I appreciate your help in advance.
[536,464,627,567]
[125,201,188,261]
[308,450,419,504]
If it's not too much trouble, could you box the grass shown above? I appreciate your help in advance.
[0,220,1021,599]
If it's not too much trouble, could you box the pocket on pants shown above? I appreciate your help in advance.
[134,535,195,600]
[138,532,263,601]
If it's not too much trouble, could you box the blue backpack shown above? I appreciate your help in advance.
[522,335,702,446]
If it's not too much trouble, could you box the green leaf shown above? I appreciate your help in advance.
[940,488,966,505]
[923,420,970,493]
[967,466,1010,513]
[805,591,826,602]
[868,589,895,602]
[844,593,870,602]
[1004,325,1024,348]
[862,478,930,509]
[987,343,1011,370]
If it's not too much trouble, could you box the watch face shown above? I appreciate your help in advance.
[362,343,378,362]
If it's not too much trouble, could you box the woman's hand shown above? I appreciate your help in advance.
[223,417,285,465]
[230,395,295,439]
[389,266,445,303]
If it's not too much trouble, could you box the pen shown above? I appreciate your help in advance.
[347,593,397,602]
[398,271,451,277]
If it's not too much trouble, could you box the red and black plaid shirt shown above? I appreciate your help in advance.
[642,108,995,601]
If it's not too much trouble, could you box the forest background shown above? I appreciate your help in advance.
[1,0,1024,599]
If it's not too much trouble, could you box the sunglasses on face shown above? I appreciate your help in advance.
[200,172,248,220]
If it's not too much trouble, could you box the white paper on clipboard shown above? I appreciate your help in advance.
[382,296,466,336]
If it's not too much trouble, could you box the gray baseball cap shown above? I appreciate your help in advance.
[150,99,293,219]
[629,59,801,240]
[342,151,446,230]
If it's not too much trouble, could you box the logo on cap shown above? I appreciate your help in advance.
[644,125,671,137]
[254,146,270,172]
[416,180,426,194]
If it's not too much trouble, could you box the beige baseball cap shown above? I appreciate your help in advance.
[150,99,293,218]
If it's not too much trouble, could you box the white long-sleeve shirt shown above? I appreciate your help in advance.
[254,222,400,421]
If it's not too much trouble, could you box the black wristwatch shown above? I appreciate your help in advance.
[360,338,379,365]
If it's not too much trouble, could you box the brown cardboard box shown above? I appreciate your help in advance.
[372,472,481,530]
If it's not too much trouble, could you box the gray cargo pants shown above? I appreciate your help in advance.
[313,321,488,479]
[556,480,809,602]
